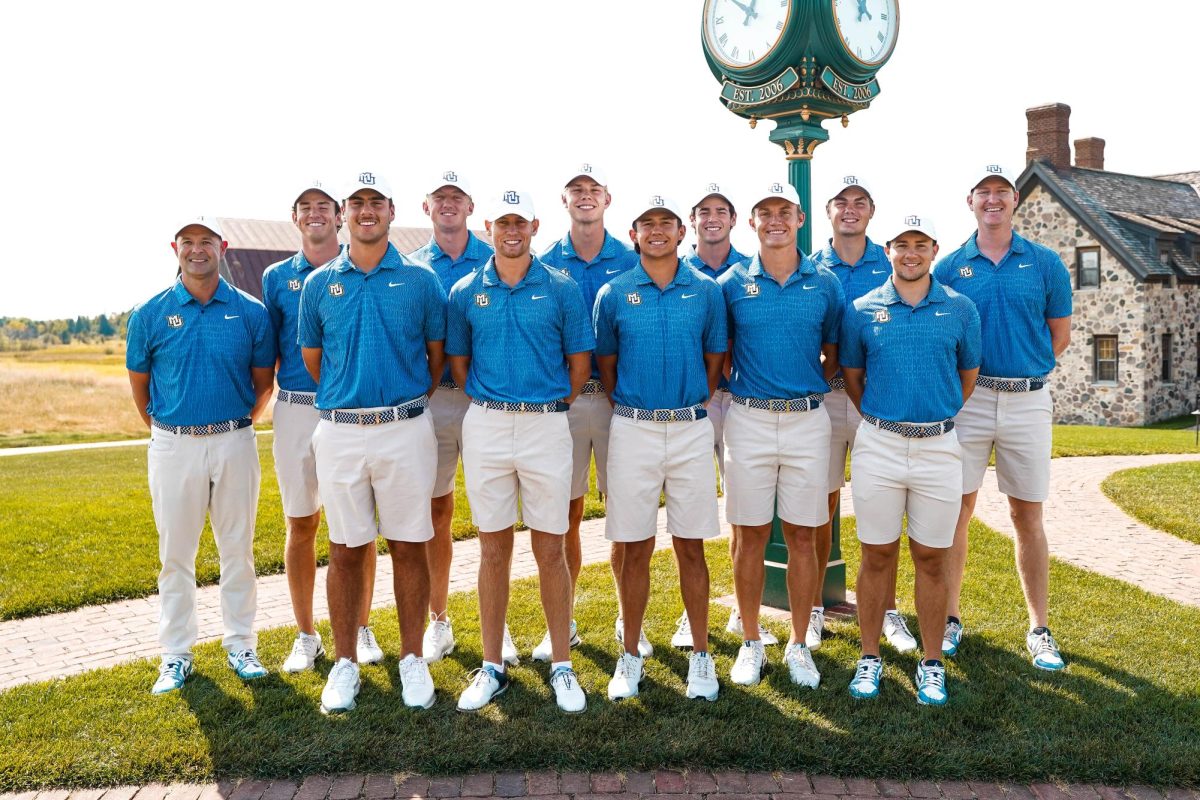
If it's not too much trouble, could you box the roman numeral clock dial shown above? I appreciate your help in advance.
[704,0,792,69]
[832,0,898,66]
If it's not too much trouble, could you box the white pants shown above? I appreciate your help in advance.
[568,393,613,499]
[271,395,320,518]
[430,387,471,498]
[147,425,260,656]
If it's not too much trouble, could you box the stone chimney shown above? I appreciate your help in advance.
[1075,137,1106,170]
[1026,103,1071,167]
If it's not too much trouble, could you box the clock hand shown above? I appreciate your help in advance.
[729,0,758,24]
[856,0,873,21]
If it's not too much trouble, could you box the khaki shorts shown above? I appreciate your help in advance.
[567,393,613,499]
[850,421,962,549]
[724,401,831,527]
[706,388,733,483]
[429,387,471,498]
[825,388,862,493]
[604,414,720,543]
[312,409,437,547]
[955,386,1052,502]
[462,404,573,535]
[271,394,321,518]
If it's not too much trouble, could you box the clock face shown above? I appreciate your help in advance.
[831,0,898,66]
[704,0,793,70]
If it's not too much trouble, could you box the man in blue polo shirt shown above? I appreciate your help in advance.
[595,194,726,703]
[127,216,276,695]
[934,164,1072,672]
[262,180,383,674]
[718,182,844,689]
[672,182,753,650]
[446,189,593,714]
[840,214,981,706]
[298,171,447,714]
[406,169,502,666]
[809,175,916,655]
[538,162,643,662]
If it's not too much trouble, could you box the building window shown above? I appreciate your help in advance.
[1076,247,1100,288]
[1162,333,1173,382]
[1094,336,1118,383]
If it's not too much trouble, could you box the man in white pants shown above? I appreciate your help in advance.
[262,180,383,673]
[298,171,446,714]
[809,175,915,654]
[717,182,844,689]
[126,216,276,694]
[933,164,1073,671]
[594,195,726,702]
[446,189,593,714]
[840,215,981,706]
[405,170,502,665]
[539,163,642,661]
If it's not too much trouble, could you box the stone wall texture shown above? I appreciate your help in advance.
[1015,185,1199,425]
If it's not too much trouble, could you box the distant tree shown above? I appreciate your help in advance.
[96,314,115,336]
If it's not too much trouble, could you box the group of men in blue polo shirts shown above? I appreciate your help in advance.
[126,160,1072,712]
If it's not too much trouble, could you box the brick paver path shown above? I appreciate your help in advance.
[3,453,1199,690]
[4,769,1196,800]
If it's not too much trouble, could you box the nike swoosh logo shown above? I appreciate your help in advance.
[388,281,405,287]
[681,293,697,299]
[531,294,548,300]
[872,269,887,274]
[224,315,239,320]
[803,285,817,290]
[935,311,951,317]
[605,268,621,275]
[1018,263,1033,269]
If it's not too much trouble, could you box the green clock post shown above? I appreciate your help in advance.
[700,0,899,609]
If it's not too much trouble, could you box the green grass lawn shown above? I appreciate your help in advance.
[1050,421,1198,457]
[0,438,606,620]
[2,521,1198,790]
[1102,461,1200,546]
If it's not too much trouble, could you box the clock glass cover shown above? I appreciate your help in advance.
[705,0,792,69]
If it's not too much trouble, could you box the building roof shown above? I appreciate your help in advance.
[1017,162,1200,281]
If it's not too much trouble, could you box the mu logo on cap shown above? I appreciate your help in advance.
[166,315,183,328]
[311,180,323,189]
[503,191,521,204]
[443,171,457,182]
[626,292,642,305]
[329,283,344,297]
[771,182,783,193]
[358,172,375,185]
[651,195,664,206]
[581,163,593,173]
[986,165,1002,173]
[475,293,490,307]
[707,183,720,192]
[843,175,859,185]
[905,215,922,226]
[287,278,301,292]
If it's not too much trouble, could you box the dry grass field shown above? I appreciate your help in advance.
[0,343,274,447]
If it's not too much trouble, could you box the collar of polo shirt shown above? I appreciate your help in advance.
[173,276,232,305]
[480,256,549,288]
[745,251,814,278]
[965,230,1027,261]
[630,260,691,286]
[878,276,950,308]
[333,243,403,273]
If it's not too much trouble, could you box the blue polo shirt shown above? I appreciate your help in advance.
[933,231,1072,379]
[811,237,891,304]
[594,261,727,410]
[298,243,446,410]
[682,243,749,280]
[126,277,276,427]
[718,253,845,399]
[540,230,640,312]
[408,232,494,385]
[262,249,341,392]
[446,256,594,404]
[840,277,981,424]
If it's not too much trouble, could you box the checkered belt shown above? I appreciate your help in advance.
[152,417,253,436]
[580,379,606,395]
[976,375,1046,392]
[731,393,823,413]
[471,399,569,413]
[613,404,707,422]
[437,379,461,390]
[276,389,316,405]
[827,375,847,391]
[862,413,954,439]
[320,397,427,425]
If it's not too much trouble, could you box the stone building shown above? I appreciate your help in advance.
[1015,103,1200,425]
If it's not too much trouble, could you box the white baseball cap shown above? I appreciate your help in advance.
[174,216,224,241]
[823,174,875,204]
[751,181,802,212]
[885,213,938,243]
[428,169,473,199]
[292,179,340,208]
[489,189,537,222]
[344,170,394,200]
[969,163,1017,192]
[564,162,609,188]
[692,181,736,212]
[631,194,685,226]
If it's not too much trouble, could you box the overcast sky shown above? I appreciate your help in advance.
[4,1,1197,319]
